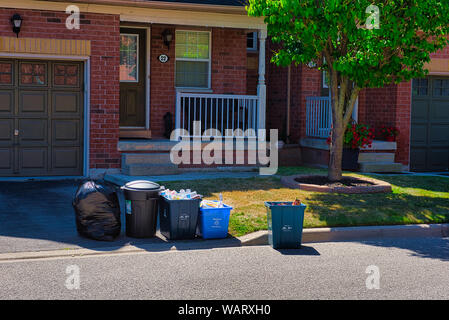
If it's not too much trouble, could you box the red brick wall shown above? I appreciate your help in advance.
[150,25,176,138]
[0,8,121,170]
[359,85,398,131]
[394,81,412,165]
[266,40,321,144]
[266,42,288,140]
[246,51,258,95]
[357,82,411,166]
[150,26,247,138]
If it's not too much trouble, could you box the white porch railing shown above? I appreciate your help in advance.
[306,96,332,138]
[175,92,259,139]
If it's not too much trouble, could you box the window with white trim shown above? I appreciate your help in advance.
[247,32,258,51]
[175,30,211,88]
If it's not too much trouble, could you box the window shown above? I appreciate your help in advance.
[120,34,139,82]
[412,78,428,96]
[20,62,46,86]
[433,79,449,97]
[175,31,210,88]
[247,32,258,51]
[322,70,329,89]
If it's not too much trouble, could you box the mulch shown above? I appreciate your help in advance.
[294,176,375,188]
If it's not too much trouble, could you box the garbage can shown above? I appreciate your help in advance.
[265,201,306,249]
[198,203,232,239]
[159,197,202,240]
[121,180,162,238]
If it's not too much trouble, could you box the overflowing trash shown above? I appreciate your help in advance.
[200,193,224,208]
[72,181,121,241]
[160,187,202,200]
[270,198,302,206]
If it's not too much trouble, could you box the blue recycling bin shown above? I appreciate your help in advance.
[198,204,232,239]
[265,202,306,249]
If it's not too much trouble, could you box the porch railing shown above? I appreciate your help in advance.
[175,92,259,139]
[306,96,332,138]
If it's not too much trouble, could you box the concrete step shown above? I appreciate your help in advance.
[122,163,179,176]
[358,153,395,163]
[122,153,172,165]
[359,162,403,173]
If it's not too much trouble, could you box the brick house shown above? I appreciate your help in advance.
[266,41,449,172]
[1,1,447,178]
[0,0,268,177]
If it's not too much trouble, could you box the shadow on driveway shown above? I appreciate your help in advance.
[0,180,241,254]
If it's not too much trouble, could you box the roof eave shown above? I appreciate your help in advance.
[47,0,248,15]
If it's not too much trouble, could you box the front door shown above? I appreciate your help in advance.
[119,28,146,128]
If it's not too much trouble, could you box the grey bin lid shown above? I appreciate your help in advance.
[122,180,161,191]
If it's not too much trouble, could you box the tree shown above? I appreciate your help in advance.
[247,0,449,181]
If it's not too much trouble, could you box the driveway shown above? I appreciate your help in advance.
[0,180,238,254]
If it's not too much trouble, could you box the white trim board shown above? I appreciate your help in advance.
[1,0,267,30]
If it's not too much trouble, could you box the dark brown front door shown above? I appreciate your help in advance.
[0,59,84,176]
[411,77,449,171]
[120,28,146,128]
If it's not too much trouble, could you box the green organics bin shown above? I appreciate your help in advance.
[265,201,306,249]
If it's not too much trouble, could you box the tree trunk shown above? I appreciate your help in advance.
[328,123,344,181]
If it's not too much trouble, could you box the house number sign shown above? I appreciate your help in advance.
[158,54,169,63]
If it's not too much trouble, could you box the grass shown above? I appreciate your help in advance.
[160,167,449,237]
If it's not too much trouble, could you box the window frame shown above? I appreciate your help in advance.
[412,78,429,97]
[247,31,258,51]
[175,29,212,90]
[322,70,329,89]
[119,33,139,83]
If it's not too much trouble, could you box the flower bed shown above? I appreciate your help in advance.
[281,174,392,194]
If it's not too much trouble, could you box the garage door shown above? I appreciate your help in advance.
[0,59,84,176]
[411,77,449,171]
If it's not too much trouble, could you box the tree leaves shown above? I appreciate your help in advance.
[247,0,449,89]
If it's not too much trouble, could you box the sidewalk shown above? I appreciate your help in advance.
[104,171,261,186]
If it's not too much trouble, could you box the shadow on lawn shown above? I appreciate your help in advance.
[162,177,286,198]
[361,174,449,193]
[305,191,449,228]
[305,190,449,261]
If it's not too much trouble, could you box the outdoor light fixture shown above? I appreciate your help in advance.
[162,29,173,50]
[11,14,23,38]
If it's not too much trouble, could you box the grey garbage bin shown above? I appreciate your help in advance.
[121,180,162,238]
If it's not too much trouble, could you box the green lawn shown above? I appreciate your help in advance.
[161,167,449,237]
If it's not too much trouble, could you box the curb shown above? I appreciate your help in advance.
[0,238,241,262]
[238,223,449,246]
[0,224,447,262]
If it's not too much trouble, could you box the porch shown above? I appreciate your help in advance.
[303,96,404,173]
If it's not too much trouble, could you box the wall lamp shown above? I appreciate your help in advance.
[162,29,173,50]
[11,14,23,38]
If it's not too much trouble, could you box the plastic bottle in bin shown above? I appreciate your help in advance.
[160,188,202,200]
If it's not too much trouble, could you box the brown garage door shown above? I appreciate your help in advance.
[411,77,449,171]
[0,59,84,176]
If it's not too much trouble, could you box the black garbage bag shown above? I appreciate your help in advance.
[72,181,121,241]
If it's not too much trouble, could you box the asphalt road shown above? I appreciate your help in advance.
[0,237,448,300]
